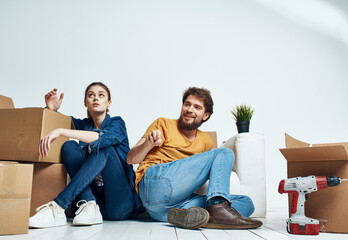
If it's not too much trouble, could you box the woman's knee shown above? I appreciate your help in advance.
[61,140,83,170]
[96,146,116,158]
[98,146,119,163]
[61,140,79,156]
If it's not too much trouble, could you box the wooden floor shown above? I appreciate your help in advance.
[2,208,348,240]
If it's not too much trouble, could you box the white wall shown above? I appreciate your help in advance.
[1,0,348,210]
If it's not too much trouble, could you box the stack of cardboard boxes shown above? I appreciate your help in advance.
[0,95,71,235]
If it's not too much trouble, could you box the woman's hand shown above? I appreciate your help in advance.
[45,88,64,111]
[39,129,61,158]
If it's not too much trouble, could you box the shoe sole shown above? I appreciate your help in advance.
[167,207,209,229]
[73,217,103,226]
[203,221,262,229]
[29,218,67,229]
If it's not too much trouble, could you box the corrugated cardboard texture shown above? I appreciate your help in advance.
[0,163,33,235]
[30,163,67,217]
[280,145,348,162]
[313,142,348,154]
[205,131,217,149]
[0,95,14,109]
[281,133,348,233]
[0,108,71,163]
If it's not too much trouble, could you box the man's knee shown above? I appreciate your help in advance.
[216,148,235,164]
[220,147,234,158]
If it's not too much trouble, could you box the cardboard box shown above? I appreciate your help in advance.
[0,162,33,235]
[0,95,14,109]
[0,95,72,163]
[280,133,348,233]
[30,163,67,217]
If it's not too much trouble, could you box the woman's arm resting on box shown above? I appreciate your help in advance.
[39,128,99,158]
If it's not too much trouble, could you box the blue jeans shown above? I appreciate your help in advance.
[138,148,255,222]
[54,141,135,220]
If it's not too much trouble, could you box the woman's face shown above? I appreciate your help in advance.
[84,85,111,115]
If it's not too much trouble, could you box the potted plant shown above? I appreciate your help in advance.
[231,104,254,133]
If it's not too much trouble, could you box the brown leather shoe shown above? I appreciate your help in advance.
[204,201,262,229]
[167,207,209,229]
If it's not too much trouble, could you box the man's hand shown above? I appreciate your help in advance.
[39,129,61,158]
[45,88,64,111]
[146,130,162,147]
[127,130,162,164]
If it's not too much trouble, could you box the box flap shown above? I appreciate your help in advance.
[0,95,14,109]
[285,133,310,148]
[280,145,348,162]
[313,142,348,154]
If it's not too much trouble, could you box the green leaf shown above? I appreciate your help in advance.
[230,104,254,121]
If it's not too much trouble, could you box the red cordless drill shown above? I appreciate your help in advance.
[278,175,344,235]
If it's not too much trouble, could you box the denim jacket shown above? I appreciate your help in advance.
[71,114,143,214]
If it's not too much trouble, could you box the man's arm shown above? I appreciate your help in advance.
[127,130,162,164]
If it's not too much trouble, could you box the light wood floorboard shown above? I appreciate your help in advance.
[2,208,348,240]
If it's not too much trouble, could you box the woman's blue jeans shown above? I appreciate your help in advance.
[138,148,255,222]
[54,141,135,220]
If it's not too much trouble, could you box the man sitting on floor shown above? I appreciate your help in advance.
[127,87,262,229]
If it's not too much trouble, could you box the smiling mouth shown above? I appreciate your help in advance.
[184,115,195,120]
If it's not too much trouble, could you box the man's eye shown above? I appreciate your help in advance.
[89,94,94,97]
[99,94,105,98]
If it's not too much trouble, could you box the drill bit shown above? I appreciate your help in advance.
[340,178,348,182]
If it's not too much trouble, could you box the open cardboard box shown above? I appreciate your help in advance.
[0,162,33,235]
[280,133,348,233]
[0,95,72,163]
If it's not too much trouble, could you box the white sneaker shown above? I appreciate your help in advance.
[29,201,67,228]
[73,200,103,226]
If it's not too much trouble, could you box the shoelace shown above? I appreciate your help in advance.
[75,200,95,215]
[36,201,61,218]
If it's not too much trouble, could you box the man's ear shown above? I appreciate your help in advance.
[108,100,112,107]
[203,112,210,121]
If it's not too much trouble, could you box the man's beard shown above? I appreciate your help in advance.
[178,115,203,131]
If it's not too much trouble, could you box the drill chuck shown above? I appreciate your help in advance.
[326,176,341,187]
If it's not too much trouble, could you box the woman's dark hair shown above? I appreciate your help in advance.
[182,87,213,122]
[84,82,111,118]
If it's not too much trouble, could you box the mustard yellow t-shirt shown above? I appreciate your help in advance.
[135,117,214,192]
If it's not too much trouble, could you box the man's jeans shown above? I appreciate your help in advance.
[138,148,255,222]
[54,141,135,220]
